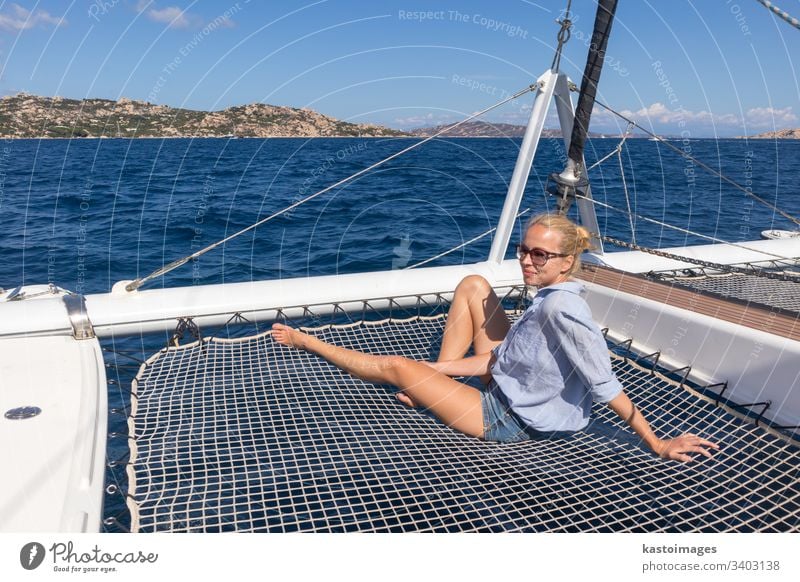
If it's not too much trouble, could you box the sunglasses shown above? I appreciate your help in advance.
[515,244,570,266]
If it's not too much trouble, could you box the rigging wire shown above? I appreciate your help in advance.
[404,192,797,275]
[124,84,540,292]
[403,127,797,273]
[597,122,638,244]
[755,0,800,30]
[403,208,534,270]
[593,99,800,227]
[574,192,797,263]
[551,0,573,72]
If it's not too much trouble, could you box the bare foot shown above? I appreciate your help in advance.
[396,392,419,408]
[271,323,310,349]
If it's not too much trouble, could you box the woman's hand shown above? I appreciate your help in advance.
[653,433,719,462]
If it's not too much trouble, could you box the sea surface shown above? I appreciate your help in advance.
[1,136,798,531]
[1,136,798,294]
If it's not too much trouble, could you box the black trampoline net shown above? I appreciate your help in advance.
[127,314,800,532]
[651,270,800,316]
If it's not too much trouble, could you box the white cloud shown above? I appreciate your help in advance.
[147,6,192,29]
[0,3,64,31]
[609,103,798,131]
[392,103,798,134]
[393,113,455,129]
[584,102,799,136]
[599,102,738,130]
[744,106,797,128]
[141,3,235,30]
[617,102,714,124]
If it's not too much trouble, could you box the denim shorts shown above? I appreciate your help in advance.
[480,384,532,443]
[481,383,583,443]
[481,384,647,449]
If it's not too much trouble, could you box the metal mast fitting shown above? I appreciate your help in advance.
[547,0,618,216]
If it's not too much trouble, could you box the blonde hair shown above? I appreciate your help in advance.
[524,213,594,275]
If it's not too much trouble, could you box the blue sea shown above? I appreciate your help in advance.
[1,137,798,295]
[1,136,798,531]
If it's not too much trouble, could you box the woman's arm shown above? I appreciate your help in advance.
[542,298,718,462]
[425,352,494,377]
[607,391,719,462]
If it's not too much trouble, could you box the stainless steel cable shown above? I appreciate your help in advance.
[124,84,539,292]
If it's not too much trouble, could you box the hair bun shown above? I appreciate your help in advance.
[575,226,594,253]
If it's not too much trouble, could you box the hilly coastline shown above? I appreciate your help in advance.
[1,94,797,139]
[0,93,406,139]
[746,128,800,139]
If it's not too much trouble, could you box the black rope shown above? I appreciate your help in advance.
[101,348,146,365]
[170,317,202,347]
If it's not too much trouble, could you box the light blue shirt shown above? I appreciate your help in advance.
[490,280,623,432]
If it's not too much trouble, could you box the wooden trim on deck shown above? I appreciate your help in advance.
[576,264,800,342]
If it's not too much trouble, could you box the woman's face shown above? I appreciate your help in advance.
[518,224,575,288]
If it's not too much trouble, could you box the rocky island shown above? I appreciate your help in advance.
[0,93,407,138]
[746,129,800,139]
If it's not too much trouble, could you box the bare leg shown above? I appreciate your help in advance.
[272,323,485,438]
[394,275,511,406]
[438,275,511,387]
[439,275,511,360]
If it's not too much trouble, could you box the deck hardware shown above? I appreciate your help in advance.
[6,285,23,301]
[361,300,383,319]
[730,400,772,426]
[170,317,201,346]
[611,338,634,361]
[102,516,131,533]
[107,451,130,468]
[388,297,402,318]
[4,406,42,420]
[639,351,662,372]
[224,312,252,327]
[63,294,96,340]
[703,381,729,405]
[665,365,693,387]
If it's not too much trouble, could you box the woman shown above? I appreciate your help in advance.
[272,213,718,462]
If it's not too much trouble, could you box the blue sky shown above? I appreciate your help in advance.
[0,0,798,136]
